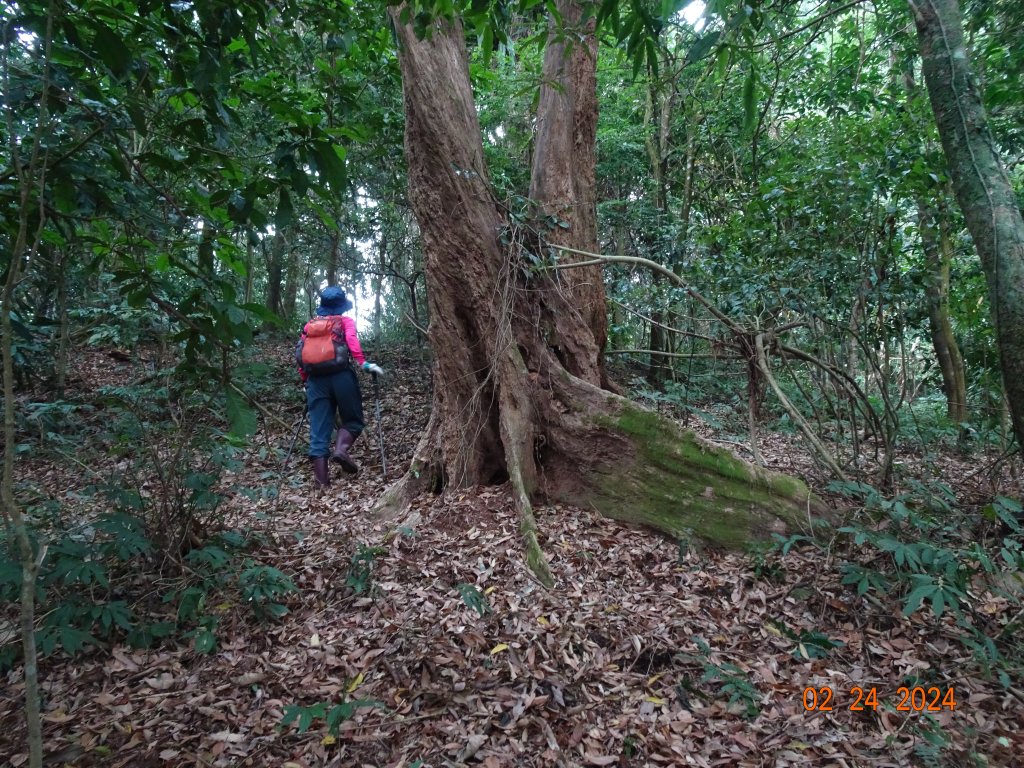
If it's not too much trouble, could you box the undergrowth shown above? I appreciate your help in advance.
[761,479,1024,687]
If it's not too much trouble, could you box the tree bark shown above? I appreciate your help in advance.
[373,234,386,340]
[911,0,1024,446]
[326,231,339,287]
[918,199,968,423]
[380,6,826,580]
[282,243,299,321]
[527,0,608,388]
[264,227,286,320]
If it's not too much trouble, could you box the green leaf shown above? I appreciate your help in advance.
[275,189,294,229]
[715,43,731,80]
[226,388,257,438]
[902,583,937,616]
[742,67,756,133]
[194,629,217,654]
[284,703,325,733]
[313,142,347,191]
[92,23,131,77]
[59,627,99,655]
[646,38,659,79]
[686,30,721,66]
[456,582,490,616]
[481,25,494,66]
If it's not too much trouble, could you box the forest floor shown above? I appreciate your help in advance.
[2,342,1023,768]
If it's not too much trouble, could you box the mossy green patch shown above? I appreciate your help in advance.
[582,404,816,548]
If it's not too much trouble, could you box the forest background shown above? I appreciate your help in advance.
[1,0,1023,766]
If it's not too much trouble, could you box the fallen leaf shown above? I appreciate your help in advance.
[144,673,175,691]
[346,672,364,692]
[457,734,488,762]
[209,731,245,743]
[232,672,265,686]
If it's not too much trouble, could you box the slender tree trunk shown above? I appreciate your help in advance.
[679,128,697,243]
[379,5,826,580]
[264,228,286,320]
[918,200,968,422]
[326,231,339,287]
[911,0,1024,446]
[198,220,215,275]
[2,197,45,768]
[373,234,386,340]
[243,236,255,305]
[55,248,71,397]
[643,83,670,385]
[3,7,51,763]
[282,244,299,321]
[901,57,968,424]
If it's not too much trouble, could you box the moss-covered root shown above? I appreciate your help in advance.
[584,406,828,548]
[372,448,436,519]
[499,376,555,588]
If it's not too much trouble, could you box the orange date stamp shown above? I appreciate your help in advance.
[802,686,957,712]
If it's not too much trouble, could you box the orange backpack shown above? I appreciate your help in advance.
[296,317,352,376]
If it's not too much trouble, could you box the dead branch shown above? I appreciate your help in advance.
[755,333,848,480]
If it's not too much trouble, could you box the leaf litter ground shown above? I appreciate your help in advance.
[1,344,1022,767]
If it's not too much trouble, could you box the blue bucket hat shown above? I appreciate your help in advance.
[316,286,353,316]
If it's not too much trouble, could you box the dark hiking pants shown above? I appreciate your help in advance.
[306,368,364,457]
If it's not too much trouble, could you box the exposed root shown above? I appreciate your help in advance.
[542,368,831,546]
[374,348,829,584]
[372,413,440,520]
[498,355,554,587]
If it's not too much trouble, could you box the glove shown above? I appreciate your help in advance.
[362,362,385,377]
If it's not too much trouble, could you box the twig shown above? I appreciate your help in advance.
[755,333,848,480]
[403,312,428,337]
[543,245,741,333]
[605,348,743,360]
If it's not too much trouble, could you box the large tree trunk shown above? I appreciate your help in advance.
[379,6,825,581]
[901,59,968,425]
[527,0,608,388]
[911,0,1024,447]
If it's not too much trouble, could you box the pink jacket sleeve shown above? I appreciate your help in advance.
[340,316,366,366]
[296,322,309,383]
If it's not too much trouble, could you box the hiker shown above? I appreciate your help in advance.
[296,286,384,487]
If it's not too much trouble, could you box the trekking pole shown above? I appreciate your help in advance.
[281,403,308,474]
[373,374,388,477]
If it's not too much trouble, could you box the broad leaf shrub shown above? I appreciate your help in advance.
[0,367,294,668]
[346,544,387,596]
[766,480,1024,688]
[280,697,385,738]
[0,522,295,669]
